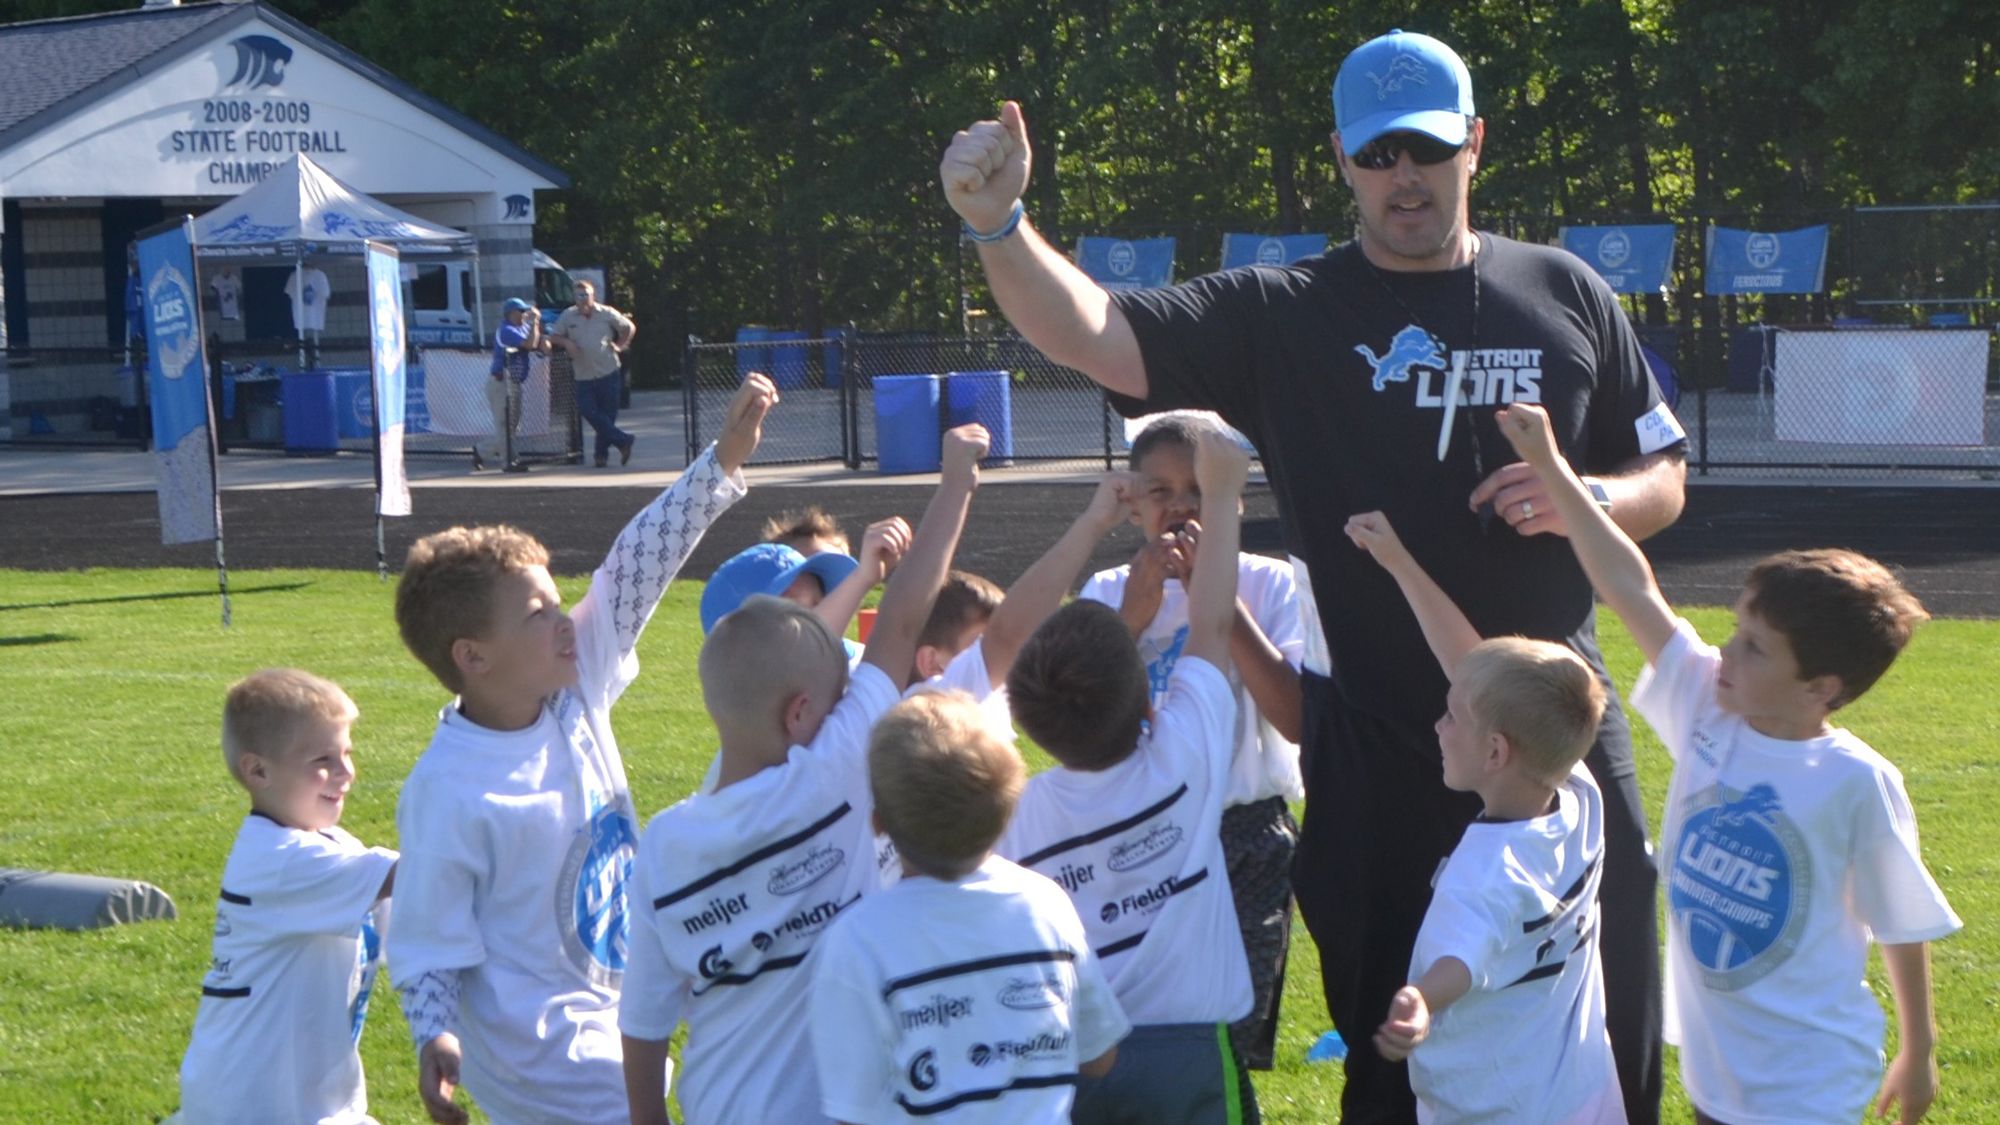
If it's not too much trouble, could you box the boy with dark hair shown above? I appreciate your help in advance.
[388,375,774,1125]
[763,505,851,556]
[999,429,1260,1125]
[619,425,987,1125]
[807,691,1129,1123]
[1081,412,1305,1068]
[1496,402,1959,1125]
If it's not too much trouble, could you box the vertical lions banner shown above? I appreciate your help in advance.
[1560,225,1676,294]
[366,241,411,517]
[136,219,221,546]
[1075,237,1176,290]
[1221,233,1327,270]
[1705,224,1830,295]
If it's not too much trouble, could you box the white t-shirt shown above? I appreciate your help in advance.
[211,272,241,321]
[622,663,901,1125]
[1407,765,1622,1125]
[284,267,330,332]
[178,814,396,1125]
[996,656,1250,1026]
[1078,555,1305,805]
[1633,618,1962,1125]
[808,856,1130,1124]
[388,446,744,1125]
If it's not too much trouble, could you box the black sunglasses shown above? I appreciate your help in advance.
[1349,132,1464,171]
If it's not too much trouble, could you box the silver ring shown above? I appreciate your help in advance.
[1521,500,1535,520]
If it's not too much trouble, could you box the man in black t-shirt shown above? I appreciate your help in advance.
[940,28,1687,1125]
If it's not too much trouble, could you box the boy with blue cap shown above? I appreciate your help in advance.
[939,26,1687,1125]
[477,296,547,471]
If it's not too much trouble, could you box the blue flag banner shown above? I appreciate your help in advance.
[1221,233,1328,270]
[1075,237,1176,290]
[366,241,411,517]
[136,219,220,546]
[1706,225,1830,295]
[1560,225,1676,294]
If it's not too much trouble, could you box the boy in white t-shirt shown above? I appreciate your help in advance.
[619,424,988,1125]
[1494,402,1960,1125]
[1078,413,1304,1069]
[1346,512,1624,1124]
[176,669,398,1125]
[386,375,775,1125]
[808,691,1130,1123]
[998,429,1258,1125]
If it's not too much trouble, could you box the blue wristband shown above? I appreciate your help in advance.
[964,200,1026,244]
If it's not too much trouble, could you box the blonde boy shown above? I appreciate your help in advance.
[387,375,774,1125]
[177,669,397,1125]
[808,692,1128,1124]
[1494,402,1959,1125]
[619,424,987,1125]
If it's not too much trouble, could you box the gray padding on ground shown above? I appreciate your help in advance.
[0,868,177,930]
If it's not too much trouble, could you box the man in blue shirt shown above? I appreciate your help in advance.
[477,297,546,471]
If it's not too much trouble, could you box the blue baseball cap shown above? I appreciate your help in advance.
[1332,30,1475,156]
[699,543,861,633]
[502,297,533,313]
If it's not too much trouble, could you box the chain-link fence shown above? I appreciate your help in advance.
[683,331,1125,473]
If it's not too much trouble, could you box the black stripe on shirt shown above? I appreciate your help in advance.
[882,949,1077,999]
[201,985,251,999]
[1520,856,1600,934]
[1505,961,1566,988]
[1016,785,1189,867]
[896,1072,1081,1116]
[218,889,252,906]
[1091,867,1210,959]
[653,802,852,909]
[689,953,809,996]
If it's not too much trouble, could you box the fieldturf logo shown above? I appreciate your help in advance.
[969,1032,1070,1066]
[225,35,292,90]
[1107,822,1183,872]
[898,993,974,1032]
[1104,872,1192,921]
[768,844,844,895]
[750,893,857,952]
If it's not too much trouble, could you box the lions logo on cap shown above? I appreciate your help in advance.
[1368,53,1431,98]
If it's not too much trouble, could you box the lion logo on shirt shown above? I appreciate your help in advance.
[1668,783,1809,990]
[557,798,638,988]
[1353,325,1446,391]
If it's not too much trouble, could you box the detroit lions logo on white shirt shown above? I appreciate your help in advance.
[1669,781,1810,990]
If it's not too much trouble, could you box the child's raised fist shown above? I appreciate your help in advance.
[1495,403,1559,469]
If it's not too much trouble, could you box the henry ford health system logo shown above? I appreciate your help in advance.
[556,801,637,987]
[1668,782,1809,990]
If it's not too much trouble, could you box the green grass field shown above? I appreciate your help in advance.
[0,568,1992,1123]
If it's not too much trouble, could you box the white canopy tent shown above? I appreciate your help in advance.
[190,154,485,362]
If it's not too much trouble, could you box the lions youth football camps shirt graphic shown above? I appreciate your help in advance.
[997,657,1251,1027]
[810,857,1130,1124]
[388,445,745,1124]
[178,816,396,1125]
[1633,620,1961,1123]
[622,663,901,1125]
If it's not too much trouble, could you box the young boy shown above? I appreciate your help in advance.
[1345,511,1623,1123]
[1493,402,1960,1125]
[998,429,1259,1125]
[700,516,911,662]
[808,691,1130,1123]
[387,374,776,1125]
[764,505,851,556]
[1078,413,1305,1069]
[619,424,988,1125]
[176,669,398,1125]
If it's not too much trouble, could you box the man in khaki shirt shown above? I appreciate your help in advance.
[551,279,638,466]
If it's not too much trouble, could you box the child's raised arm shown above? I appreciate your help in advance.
[1182,431,1247,670]
[1345,511,1482,680]
[1495,404,1677,664]
[978,471,1136,687]
[862,424,987,690]
[812,516,910,642]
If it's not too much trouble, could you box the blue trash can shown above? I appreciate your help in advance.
[945,369,1013,463]
[735,325,773,380]
[331,368,373,439]
[874,374,941,475]
[282,371,338,455]
[769,330,810,389]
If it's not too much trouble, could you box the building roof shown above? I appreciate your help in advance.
[0,1,568,188]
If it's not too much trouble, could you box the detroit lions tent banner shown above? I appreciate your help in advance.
[1076,237,1176,290]
[1221,233,1327,270]
[1705,224,1830,295]
[1561,225,1675,294]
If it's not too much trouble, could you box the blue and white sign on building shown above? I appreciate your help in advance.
[1221,233,1327,270]
[1705,225,1830,295]
[136,218,220,546]
[366,241,410,516]
[1076,236,1176,291]
[1560,224,1676,294]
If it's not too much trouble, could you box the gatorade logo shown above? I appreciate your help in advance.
[908,1049,938,1092]
[697,944,735,981]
